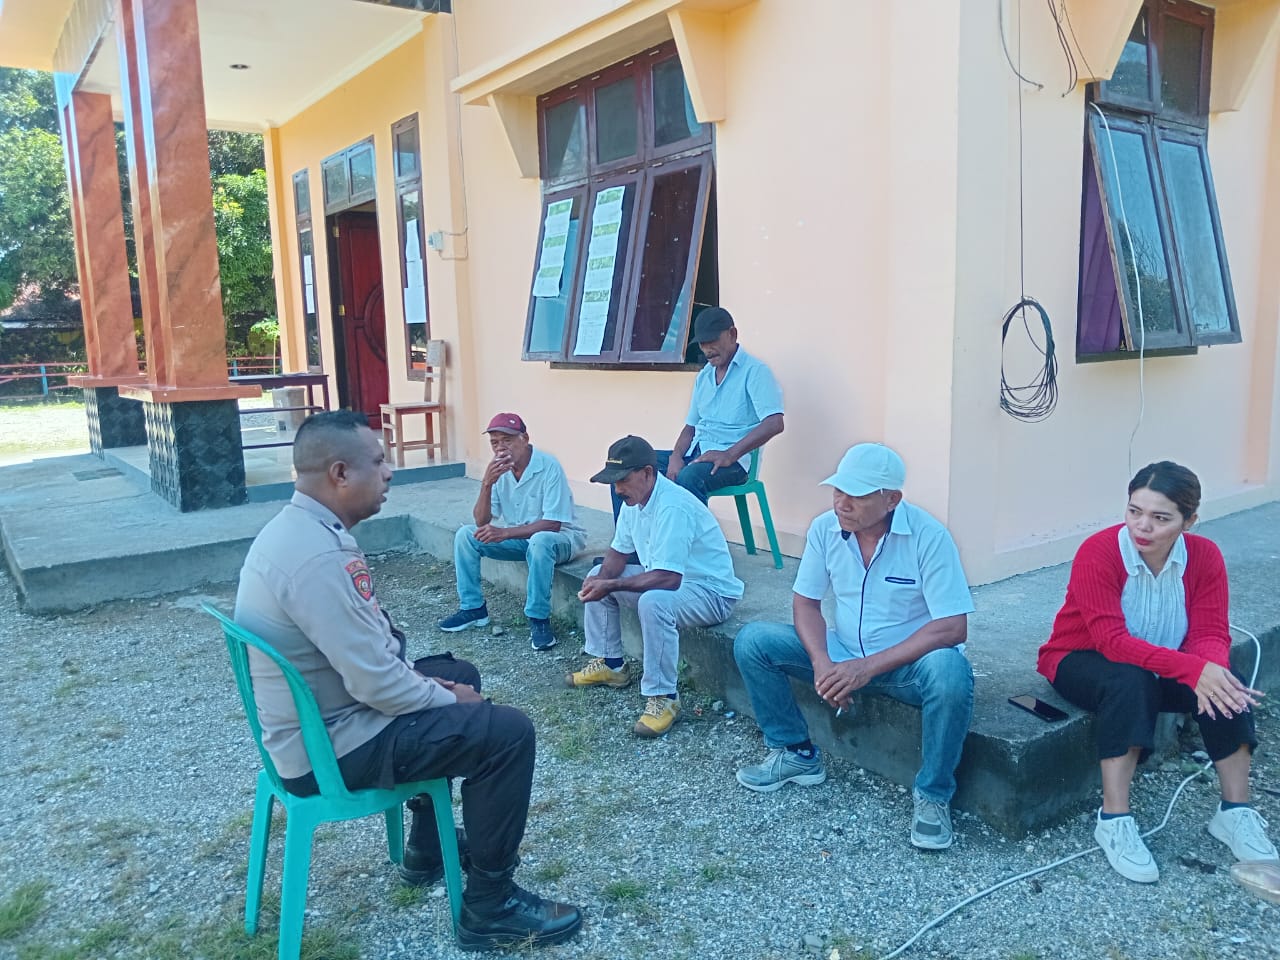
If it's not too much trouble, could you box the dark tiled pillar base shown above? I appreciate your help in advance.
[143,400,247,511]
[84,387,146,454]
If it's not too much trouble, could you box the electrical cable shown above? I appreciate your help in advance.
[999,0,1059,422]
[998,0,1044,89]
[1057,0,1097,84]
[1045,0,1078,96]
[882,624,1264,960]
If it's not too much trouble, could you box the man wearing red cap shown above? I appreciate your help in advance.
[440,413,585,650]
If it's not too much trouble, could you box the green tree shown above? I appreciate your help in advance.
[213,169,278,352]
[0,67,277,354]
[0,70,75,308]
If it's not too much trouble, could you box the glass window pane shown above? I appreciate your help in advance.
[1108,13,1150,101]
[1160,138,1231,336]
[652,58,704,147]
[629,165,704,353]
[528,194,585,354]
[299,228,321,370]
[1161,17,1204,116]
[572,183,636,355]
[1093,122,1179,337]
[543,99,586,180]
[322,157,347,208]
[293,173,310,219]
[395,126,419,179]
[399,189,428,329]
[595,77,638,164]
[350,146,375,198]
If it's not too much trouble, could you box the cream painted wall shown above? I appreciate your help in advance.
[950,0,1280,583]
[270,24,476,456]
[261,0,1280,583]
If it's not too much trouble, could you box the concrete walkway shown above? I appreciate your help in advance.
[3,452,1277,836]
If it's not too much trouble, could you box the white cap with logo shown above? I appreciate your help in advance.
[821,443,906,496]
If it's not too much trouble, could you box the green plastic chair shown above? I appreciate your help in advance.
[202,603,463,960]
[708,448,784,569]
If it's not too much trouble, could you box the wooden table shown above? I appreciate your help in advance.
[231,373,331,450]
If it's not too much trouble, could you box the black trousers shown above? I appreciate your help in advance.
[282,653,535,873]
[1052,649,1257,763]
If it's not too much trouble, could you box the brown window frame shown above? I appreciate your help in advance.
[1076,0,1239,361]
[391,114,430,380]
[292,169,322,372]
[321,136,377,215]
[522,40,716,367]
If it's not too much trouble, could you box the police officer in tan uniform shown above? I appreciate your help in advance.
[235,411,580,951]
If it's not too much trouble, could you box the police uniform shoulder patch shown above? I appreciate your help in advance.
[345,558,374,600]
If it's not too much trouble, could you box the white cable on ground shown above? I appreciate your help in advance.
[881,625,1263,960]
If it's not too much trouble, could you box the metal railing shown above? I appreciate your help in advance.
[0,356,282,397]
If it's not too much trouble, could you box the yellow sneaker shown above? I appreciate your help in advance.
[564,658,631,689]
[633,695,680,738]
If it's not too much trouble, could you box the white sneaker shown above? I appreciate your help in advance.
[1207,806,1280,863]
[1094,810,1159,883]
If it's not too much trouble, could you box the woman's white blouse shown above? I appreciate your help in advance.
[1117,526,1189,650]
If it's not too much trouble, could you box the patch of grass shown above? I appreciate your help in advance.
[696,861,732,885]
[46,768,94,791]
[601,878,645,903]
[0,879,50,940]
[531,859,568,883]
[52,674,96,700]
[389,884,427,909]
[549,718,596,762]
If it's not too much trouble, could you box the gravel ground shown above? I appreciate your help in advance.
[1,551,1277,960]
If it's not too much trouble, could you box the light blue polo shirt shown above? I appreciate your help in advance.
[685,346,784,470]
[612,474,744,599]
[490,447,587,552]
[793,502,974,661]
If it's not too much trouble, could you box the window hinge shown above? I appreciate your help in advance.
[338,304,346,317]
[332,225,340,238]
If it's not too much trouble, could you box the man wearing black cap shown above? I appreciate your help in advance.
[569,435,744,738]
[613,306,784,517]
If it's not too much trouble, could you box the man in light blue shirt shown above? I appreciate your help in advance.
[440,413,586,651]
[570,435,743,739]
[733,443,975,850]
[610,307,783,518]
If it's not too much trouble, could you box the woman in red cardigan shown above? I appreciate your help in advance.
[1037,461,1275,883]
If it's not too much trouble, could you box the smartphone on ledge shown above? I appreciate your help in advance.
[1008,694,1069,723]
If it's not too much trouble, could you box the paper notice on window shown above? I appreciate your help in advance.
[403,283,428,325]
[404,218,422,266]
[532,199,573,299]
[572,187,625,355]
[302,254,315,314]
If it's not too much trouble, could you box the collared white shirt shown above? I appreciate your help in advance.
[793,502,974,662]
[490,447,586,551]
[612,474,744,599]
[1117,526,1189,650]
[685,346,784,470]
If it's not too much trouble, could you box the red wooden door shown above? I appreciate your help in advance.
[331,211,389,426]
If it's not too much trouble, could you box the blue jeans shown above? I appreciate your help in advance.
[733,621,974,804]
[609,448,748,520]
[453,525,575,620]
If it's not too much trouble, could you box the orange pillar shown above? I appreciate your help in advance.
[115,0,257,404]
[58,90,143,385]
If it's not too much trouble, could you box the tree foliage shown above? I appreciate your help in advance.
[0,68,276,352]
[0,70,75,308]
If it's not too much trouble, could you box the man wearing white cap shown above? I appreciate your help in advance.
[733,443,975,850]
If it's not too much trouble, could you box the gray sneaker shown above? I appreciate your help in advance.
[911,791,954,850]
[735,748,827,793]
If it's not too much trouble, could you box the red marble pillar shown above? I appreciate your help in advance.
[115,0,257,404]
[59,91,143,386]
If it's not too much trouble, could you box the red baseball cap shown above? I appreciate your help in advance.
[484,412,527,436]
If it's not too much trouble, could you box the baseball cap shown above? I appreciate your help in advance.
[484,412,527,436]
[590,435,657,484]
[821,443,906,496]
[692,306,735,343]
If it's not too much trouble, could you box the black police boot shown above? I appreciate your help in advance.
[398,797,469,886]
[456,863,582,951]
